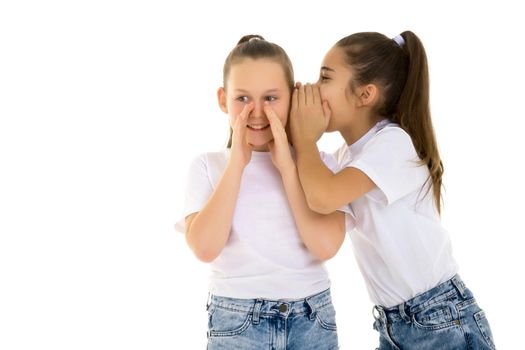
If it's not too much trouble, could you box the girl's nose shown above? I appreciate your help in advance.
[251,101,264,118]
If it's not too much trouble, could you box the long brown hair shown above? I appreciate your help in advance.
[336,31,444,212]
[222,35,294,147]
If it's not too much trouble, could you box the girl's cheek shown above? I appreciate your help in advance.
[228,103,243,117]
[228,115,236,127]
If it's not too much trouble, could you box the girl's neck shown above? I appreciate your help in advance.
[340,114,384,146]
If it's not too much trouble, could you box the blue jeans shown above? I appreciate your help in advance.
[373,275,496,349]
[206,288,339,350]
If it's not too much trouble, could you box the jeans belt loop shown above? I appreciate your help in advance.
[373,305,387,324]
[398,302,411,323]
[305,297,317,321]
[252,299,263,325]
[451,274,467,298]
[206,292,211,311]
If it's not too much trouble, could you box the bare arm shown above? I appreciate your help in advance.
[185,161,244,262]
[294,142,375,214]
[280,164,346,260]
[265,102,345,261]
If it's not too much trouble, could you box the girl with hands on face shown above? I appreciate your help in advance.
[176,35,351,350]
[290,31,496,349]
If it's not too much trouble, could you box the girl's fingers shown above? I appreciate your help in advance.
[298,83,306,107]
[233,102,253,143]
[264,103,287,144]
[313,83,321,106]
[293,81,302,111]
[240,102,254,121]
[291,86,299,114]
[305,83,314,105]
[237,103,253,128]
[297,82,321,107]
[264,103,284,130]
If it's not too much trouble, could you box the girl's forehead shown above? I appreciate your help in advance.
[321,47,353,79]
[227,59,289,89]
[230,58,286,74]
[322,47,345,66]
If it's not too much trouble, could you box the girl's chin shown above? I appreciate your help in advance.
[248,138,273,151]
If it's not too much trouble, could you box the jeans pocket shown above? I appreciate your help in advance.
[474,310,496,349]
[412,303,459,330]
[208,306,252,337]
[315,303,338,331]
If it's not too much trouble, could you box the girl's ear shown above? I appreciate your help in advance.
[217,87,228,113]
[358,84,379,108]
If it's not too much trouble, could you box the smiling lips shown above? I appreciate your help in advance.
[247,124,270,131]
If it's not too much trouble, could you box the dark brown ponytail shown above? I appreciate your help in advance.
[336,31,443,212]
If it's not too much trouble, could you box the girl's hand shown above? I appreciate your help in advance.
[229,102,254,168]
[290,83,331,147]
[264,102,295,174]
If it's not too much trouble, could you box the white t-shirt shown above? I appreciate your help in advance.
[335,120,458,308]
[176,148,351,300]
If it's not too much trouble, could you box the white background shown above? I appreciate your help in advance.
[1,0,523,349]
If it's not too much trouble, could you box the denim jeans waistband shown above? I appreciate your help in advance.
[208,288,333,320]
[373,274,469,323]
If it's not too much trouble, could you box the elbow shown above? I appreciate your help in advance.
[306,194,335,215]
[194,250,218,263]
[191,245,219,263]
[313,245,339,261]
[308,225,345,261]
[310,205,334,216]
[186,230,220,263]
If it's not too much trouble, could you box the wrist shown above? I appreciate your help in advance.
[279,162,297,178]
[226,158,246,176]
[294,139,318,155]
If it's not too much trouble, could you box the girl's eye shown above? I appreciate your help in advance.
[236,96,249,103]
[265,96,277,102]
[319,75,330,82]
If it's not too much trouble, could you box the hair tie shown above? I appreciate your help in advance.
[249,37,262,42]
[393,35,405,47]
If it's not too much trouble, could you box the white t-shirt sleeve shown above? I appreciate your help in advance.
[174,154,214,233]
[321,151,356,232]
[320,151,339,173]
[347,128,428,206]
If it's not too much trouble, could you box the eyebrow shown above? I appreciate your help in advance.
[234,88,282,93]
[321,66,335,72]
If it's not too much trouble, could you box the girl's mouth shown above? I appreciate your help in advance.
[247,124,270,131]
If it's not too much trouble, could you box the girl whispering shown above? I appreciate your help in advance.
[291,31,496,349]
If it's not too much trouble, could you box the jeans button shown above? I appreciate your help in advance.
[279,303,288,313]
